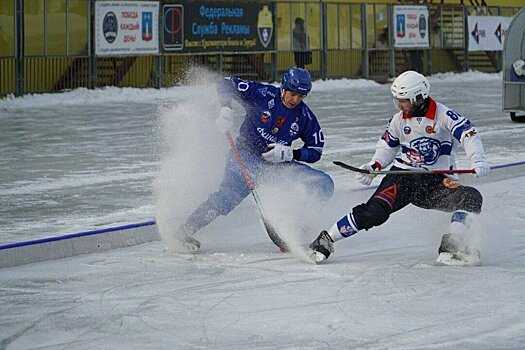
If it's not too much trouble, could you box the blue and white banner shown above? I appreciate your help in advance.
[393,6,429,48]
[468,16,512,52]
[162,1,274,53]
[95,1,159,56]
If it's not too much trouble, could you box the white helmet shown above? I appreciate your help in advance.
[513,59,525,77]
[391,71,430,104]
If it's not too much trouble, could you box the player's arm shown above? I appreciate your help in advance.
[217,77,258,108]
[215,77,259,134]
[446,109,490,176]
[371,116,400,169]
[354,117,400,186]
[296,111,325,163]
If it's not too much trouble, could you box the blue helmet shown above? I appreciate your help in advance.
[281,67,312,95]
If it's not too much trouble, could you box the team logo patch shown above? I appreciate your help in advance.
[409,137,441,165]
[258,87,268,96]
[276,115,286,127]
[425,125,435,134]
[268,99,274,109]
[404,126,411,135]
[289,122,299,136]
[339,226,353,235]
[261,111,271,123]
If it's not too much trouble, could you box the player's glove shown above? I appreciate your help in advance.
[356,161,381,186]
[262,143,293,163]
[472,156,490,177]
[215,107,234,134]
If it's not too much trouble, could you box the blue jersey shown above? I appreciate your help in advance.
[217,77,325,163]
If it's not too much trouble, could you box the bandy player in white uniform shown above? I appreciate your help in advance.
[310,70,490,265]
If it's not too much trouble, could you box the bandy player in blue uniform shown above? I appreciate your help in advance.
[176,67,334,251]
[310,71,490,266]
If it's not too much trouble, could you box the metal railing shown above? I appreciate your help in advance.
[0,1,522,97]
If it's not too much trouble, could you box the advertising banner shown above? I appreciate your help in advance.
[393,6,429,48]
[95,1,159,56]
[468,16,512,51]
[162,2,274,52]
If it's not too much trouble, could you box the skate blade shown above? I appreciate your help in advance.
[182,242,200,253]
[436,252,480,266]
[310,251,328,264]
[168,244,199,254]
[169,237,201,254]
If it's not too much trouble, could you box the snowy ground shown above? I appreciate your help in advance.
[1,70,525,349]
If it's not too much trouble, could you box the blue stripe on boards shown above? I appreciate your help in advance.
[491,160,525,170]
[0,221,157,251]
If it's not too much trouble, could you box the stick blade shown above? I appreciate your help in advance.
[262,218,289,251]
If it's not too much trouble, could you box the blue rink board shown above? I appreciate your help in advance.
[0,221,160,268]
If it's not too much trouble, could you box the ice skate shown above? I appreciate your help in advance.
[309,230,334,263]
[175,235,201,252]
[436,233,480,266]
[173,224,201,253]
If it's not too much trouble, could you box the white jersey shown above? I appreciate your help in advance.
[372,98,486,177]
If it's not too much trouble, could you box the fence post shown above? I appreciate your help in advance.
[155,55,163,88]
[89,0,96,89]
[361,4,369,79]
[462,5,469,72]
[388,4,395,77]
[15,0,24,96]
[321,2,327,80]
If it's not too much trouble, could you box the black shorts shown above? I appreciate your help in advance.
[352,168,483,231]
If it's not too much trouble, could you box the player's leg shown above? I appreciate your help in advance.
[310,174,411,262]
[175,157,252,252]
[413,176,483,265]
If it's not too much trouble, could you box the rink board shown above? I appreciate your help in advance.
[0,221,160,268]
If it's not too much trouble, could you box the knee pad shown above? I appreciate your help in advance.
[458,187,483,213]
[352,200,391,231]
